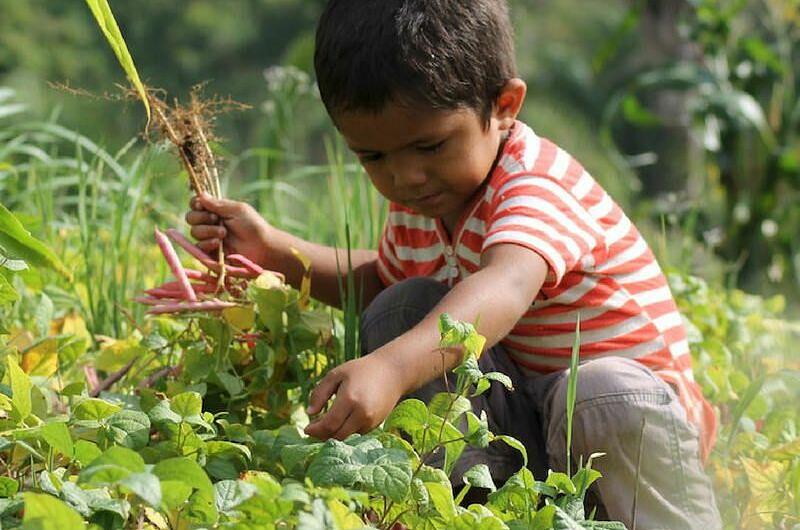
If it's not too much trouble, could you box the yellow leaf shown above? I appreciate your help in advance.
[290,247,312,309]
[96,337,144,372]
[741,457,785,498]
[21,338,58,377]
[7,328,34,352]
[768,438,800,460]
[254,271,286,290]
[51,311,91,341]
[222,305,255,331]
[328,499,364,529]
[0,393,12,412]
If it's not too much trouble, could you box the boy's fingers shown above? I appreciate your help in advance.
[185,210,219,226]
[197,238,221,253]
[190,225,226,241]
[198,194,246,218]
[305,399,352,440]
[307,371,342,416]
[331,411,365,441]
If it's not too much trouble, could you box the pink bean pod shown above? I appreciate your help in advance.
[184,270,222,284]
[226,254,265,274]
[146,299,238,315]
[135,297,168,306]
[165,228,217,265]
[83,365,100,393]
[223,266,260,279]
[154,227,197,302]
[150,281,220,295]
[164,229,262,278]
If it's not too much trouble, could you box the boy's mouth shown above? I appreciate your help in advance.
[412,191,444,207]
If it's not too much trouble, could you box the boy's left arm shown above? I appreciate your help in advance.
[305,243,549,440]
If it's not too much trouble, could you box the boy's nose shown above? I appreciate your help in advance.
[389,161,428,188]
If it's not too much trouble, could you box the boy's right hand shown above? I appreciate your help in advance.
[185,193,272,267]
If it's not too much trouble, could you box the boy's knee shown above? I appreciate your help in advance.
[360,277,448,354]
[547,357,678,445]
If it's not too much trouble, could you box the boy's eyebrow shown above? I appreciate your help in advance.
[349,134,445,154]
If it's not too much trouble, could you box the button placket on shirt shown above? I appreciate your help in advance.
[443,245,459,283]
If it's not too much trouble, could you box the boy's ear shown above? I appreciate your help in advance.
[493,78,527,132]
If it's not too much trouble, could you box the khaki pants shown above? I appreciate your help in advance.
[360,277,722,530]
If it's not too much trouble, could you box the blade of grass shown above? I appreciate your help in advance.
[83,0,151,123]
[566,312,581,477]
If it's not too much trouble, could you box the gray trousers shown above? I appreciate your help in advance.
[360,277,722,530]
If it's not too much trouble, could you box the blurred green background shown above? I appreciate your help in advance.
[2,0,799,309]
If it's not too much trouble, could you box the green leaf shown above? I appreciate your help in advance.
[147,399,181,424]
[531,505,556,530]
[214,480,257,513]
[153,457,217,521]
[0,477,18,498]
[0,272,18,306]
[463,464,496,492]
[425,481,457,520]
[450,507,508,530]
[23,492,84,530]
[306,440,361,488]
[385,399,429,439]
[494,435,528,467]
[33,293,54,338]
[487,467,540,519]
[297,498,337,530]
[280,442,323,473]
[454,354,484,387]
[72,398,121,422]
[6,356,31,422]
[171,391,202,418]
[40,422,74,458]
[152,457,214,497]
[0,204,70,280]
[74,440,102,467]
[465,411,492,448]
[103,409,150,449]
[83,0,151,123]
[79,446,145,484]
[545,471,577,495]
[428,393,472,423]
[572,466,602,497]
[360,462,412,502]
[168,392,213,430]
[119,472,161,508]
[483,371,513,391]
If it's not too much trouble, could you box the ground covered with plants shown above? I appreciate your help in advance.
[1,1,800,528]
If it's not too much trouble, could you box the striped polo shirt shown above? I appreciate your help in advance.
[376,120,716,459]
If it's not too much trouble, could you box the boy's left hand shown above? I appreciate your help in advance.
[304,354,407,440]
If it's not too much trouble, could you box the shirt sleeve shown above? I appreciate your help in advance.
[482,174,605,288]
[376,220,406,287]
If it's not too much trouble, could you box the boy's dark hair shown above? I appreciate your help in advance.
[314,0,517,125]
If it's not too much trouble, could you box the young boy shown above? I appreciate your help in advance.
[187,1,721,527]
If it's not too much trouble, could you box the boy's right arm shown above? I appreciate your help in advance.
[186,193,385,309]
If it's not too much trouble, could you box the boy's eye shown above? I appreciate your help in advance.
[358,152,384,163]
[417,140,445,153]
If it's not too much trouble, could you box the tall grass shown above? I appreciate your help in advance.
[0,104,184,339]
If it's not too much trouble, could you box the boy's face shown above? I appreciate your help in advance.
[335,102,513,227]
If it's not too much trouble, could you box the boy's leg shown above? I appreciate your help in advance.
[539,356,721,529]
[360,277,547,484]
